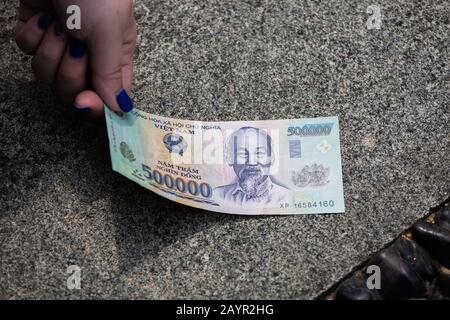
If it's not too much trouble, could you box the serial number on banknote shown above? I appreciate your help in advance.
[293,201,335,209]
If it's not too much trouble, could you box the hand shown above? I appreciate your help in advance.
[14,0,137,116]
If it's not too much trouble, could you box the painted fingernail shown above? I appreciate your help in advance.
[54,24,65,37]
[116,89,134,113]
[69,39,87,58]
[74,103,91,113]
[38,14,54,30]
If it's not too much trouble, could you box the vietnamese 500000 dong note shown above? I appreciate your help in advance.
[105,107,345,215]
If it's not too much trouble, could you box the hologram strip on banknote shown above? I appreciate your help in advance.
[105,107,345,215]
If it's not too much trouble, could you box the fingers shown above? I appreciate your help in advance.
[16,1,138,119]
[121,21,137,93]
[74,90,105,117]
[18,0,53,22]
[18,3,41,22]
[88,23,133,114]
[14,13,54,55]
[31,23,69,83]
[55,39,88,104]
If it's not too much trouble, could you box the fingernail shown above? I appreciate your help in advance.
[69,39,87,58]
[116,89,134,113]
[74,103,91,113]
[38,14,54,30]
[54,24,65,37]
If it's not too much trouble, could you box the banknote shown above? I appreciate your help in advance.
[105,107,345,215]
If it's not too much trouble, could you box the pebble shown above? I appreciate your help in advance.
[370,251,426,299]
[335,277,377,300]
[327,202,450,300]
[390,237,436,280]
[410,221,450,268]
[436,267,450,297]
[435,203,450,231]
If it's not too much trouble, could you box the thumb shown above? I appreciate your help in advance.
[88,24,133,114]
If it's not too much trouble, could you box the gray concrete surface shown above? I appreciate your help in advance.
[1,0,449,299]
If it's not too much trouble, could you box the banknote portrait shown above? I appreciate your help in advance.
[214,127,291,207]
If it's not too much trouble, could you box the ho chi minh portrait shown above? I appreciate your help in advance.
[213,127,291,207]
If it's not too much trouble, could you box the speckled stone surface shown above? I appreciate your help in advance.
[1,0,449,299]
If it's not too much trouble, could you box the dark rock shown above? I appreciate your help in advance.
[390,237,436,280]
[410,221,450,268]
[335,277,377,300]
[370,251,426,299]
[435,203,450,231]
[436,267,450,297]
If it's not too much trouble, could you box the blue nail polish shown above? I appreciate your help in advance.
[69,39,87,58]
[38,14,54,30]
[116,89,134,113]
[74,104,91,113]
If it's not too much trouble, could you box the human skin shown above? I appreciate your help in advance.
[14,0,137,117]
